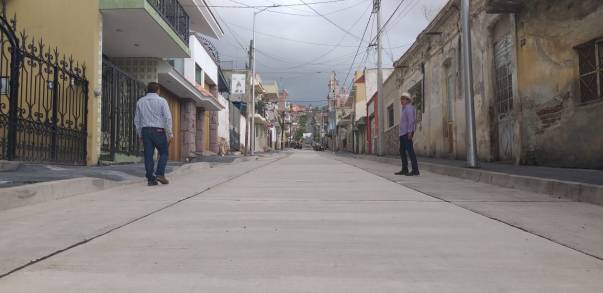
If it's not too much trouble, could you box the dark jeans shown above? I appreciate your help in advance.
[400,134,419,172]
[142,127,169,182]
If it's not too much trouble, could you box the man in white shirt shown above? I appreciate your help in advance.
[134,82,173,186]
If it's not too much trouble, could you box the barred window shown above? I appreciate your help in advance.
[576,39,603,103]
[494,34,514,114]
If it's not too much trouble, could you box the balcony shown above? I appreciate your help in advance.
[100,0,191,58]
[178,0,224,39]
[157,61,223,111]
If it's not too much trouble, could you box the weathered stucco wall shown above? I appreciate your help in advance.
[385,0,602,169]
[382,73,401,156]
[515,0,603,168]
[389,2,478,161]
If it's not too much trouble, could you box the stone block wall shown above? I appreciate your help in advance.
[180,101,196,159]
[383,127,399,156]
[196,109,205,153]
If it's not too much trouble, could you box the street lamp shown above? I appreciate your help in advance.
[250,7,270,156]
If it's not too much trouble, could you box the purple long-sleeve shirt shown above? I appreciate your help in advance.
[399,104,416,136]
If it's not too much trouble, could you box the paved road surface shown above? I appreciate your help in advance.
[1,151,602,292]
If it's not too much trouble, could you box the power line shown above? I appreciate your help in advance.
[224,21,362,48]
[249,2,371,73]
[263,0,316,15]
[388,0,420,30]
[232,0,364,16]
[340,11,373,91]
[230,0,315,16]
[277,1,372,71]
[368,0,408,45]
[204,0,347,8]
[211,4,248,56]
[255,49,361,68]
[299,0,362,40]
[343,46,370,95]
[320,0,367,16]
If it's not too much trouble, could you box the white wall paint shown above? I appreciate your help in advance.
[183,36,218,86]
[240,115,247,148]
[217,94,230,143]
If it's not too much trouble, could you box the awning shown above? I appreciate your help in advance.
[157,62,223,111]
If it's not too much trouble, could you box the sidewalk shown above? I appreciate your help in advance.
[416,156,603,186]
[0,154,286,279]
[0,155,242,189]
[329,153,603,261]
[337,152,603,205]
[0,154,250,212]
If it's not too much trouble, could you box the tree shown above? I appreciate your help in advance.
[294,114,307,141]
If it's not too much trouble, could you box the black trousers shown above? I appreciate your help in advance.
[399,134,419,172]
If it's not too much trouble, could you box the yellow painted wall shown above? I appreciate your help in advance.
[7,0,102,165]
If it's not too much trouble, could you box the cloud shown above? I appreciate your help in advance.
[211,0,449,105]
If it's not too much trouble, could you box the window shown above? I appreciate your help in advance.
[409,81,423,114]
[494,34,514,114]
[195,64,202,85]
[577,39,603,103]
[387,104,394,128]
[446,72,455,121]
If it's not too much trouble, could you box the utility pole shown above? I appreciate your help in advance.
[251,12,257,155]
[250,8,270,155]
[352,74,356,154]
[461,0,479,168]
[247,41,253,156]
[375,0,385,156]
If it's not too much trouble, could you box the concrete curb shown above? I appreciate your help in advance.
[0,177,130,212]
[0,155,276,212]
[170,162,211,176]
[0,160,21,172]
[342,154,603,206]
[231,156,259,164]
[0,161,220,211]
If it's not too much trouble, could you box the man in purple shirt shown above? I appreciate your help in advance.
[395,92,420,176]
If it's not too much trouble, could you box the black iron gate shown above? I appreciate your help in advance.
[0,4,89,164]
[100,59,145,161]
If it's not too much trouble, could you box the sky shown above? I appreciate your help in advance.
[208,0,448,106]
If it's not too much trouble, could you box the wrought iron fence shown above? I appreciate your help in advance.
[0,4,89,164]
[101,59,145,161]
[147,0,190,44]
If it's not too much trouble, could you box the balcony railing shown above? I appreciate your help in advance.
[147,0,190,44]
[197,35,221,64]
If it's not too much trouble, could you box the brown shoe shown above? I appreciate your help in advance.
[156,176,169,185]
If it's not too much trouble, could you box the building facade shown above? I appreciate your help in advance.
[3,0,227,165]
[382,0,603,169]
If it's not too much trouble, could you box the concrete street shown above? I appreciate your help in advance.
[1,151,603,292]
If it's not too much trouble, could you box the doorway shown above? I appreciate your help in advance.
[493,33,514,161]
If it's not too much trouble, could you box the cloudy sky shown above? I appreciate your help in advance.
[208,0,448,106]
